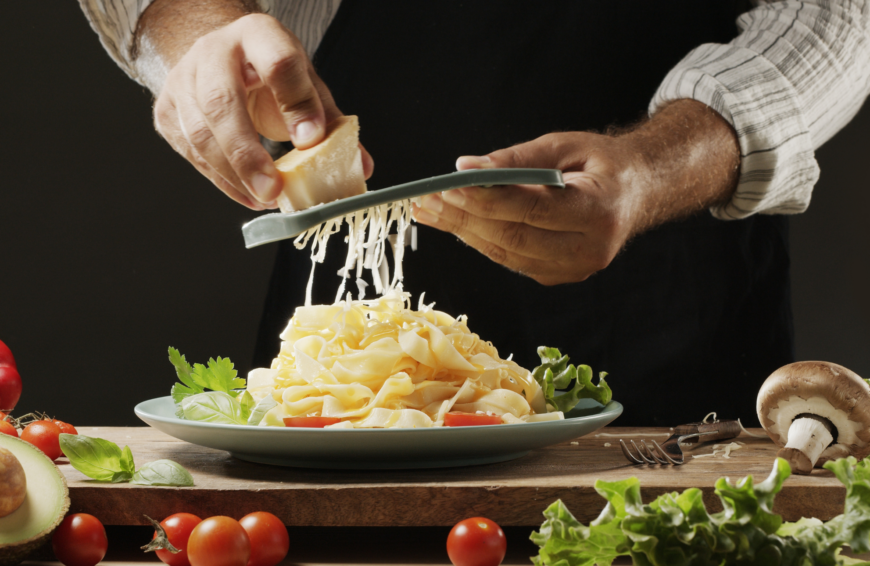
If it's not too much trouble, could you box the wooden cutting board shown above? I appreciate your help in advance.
[57,426,846,527]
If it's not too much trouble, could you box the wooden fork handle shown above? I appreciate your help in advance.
[676,420,741,444]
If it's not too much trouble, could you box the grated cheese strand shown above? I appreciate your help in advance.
[702,412,718,424]
[295,199,414,306]
[692,442,744,459]
[737,418,769,438]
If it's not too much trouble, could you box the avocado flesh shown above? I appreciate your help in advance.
[0,435,69,565]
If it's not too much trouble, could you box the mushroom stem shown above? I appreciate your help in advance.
[777,417,834,475]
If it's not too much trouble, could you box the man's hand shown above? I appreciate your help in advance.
[136,1,373,209]
[412,100,740,285]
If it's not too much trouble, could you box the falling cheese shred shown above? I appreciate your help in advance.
[294,199,414,306]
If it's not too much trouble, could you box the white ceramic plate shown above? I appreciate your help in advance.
[134,396,622,469]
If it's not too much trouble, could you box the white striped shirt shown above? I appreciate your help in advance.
[79,0,870,220]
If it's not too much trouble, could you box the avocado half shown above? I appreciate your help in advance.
[0,434,70,566]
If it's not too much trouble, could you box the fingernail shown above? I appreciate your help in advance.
[251,171,278,202]
[456,155,492,170]
[291,120,320,145]
[421,193,443,214]
[442,189,466,207]
[414,208,439,225]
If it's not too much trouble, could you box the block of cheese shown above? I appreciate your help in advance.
[274,115,367,212]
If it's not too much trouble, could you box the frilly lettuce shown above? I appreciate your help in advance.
[531,456,870,566]
[532,347,612,413]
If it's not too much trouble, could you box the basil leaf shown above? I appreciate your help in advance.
[247,395,278,426]
[59,434,133,483]
[130,459,195,487]
[120,444,136,475]
[182,391,245,424]
[239,390,256,422]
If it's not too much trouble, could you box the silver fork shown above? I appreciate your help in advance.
[620,420,741,465]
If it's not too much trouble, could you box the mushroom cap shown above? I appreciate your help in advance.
[757,361,870,462]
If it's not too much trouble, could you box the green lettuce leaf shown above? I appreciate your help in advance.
[169,347,246,411]
[531,456,870,566]
[531,347,611,413]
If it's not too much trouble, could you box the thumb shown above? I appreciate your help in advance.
[456,135,568,171]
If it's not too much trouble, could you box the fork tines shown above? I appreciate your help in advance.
[619,439,683,465]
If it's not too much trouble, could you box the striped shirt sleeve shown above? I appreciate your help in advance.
[77,0,341,87]
[651,0,870,220]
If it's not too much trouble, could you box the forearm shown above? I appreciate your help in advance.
[134,0,261,94]
[620,99,740,237]
[652,0,870,219]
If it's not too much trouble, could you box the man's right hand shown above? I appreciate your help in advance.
[142,9,372,209]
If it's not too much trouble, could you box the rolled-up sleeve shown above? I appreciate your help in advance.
[651,1,870,220]
[78,0,341,88]
[78,0,156,84]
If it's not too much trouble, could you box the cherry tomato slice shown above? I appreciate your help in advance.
[282,417,341,428]
[52,513,108,566]
[447,517,507,566]
[21,420,62,460]
[153,512,203,566]
[444,412,503,427]
[188,516,250,566]
[240,511,290,566]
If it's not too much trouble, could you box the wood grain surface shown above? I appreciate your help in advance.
[58,426,846,527]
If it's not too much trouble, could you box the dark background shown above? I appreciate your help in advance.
[1,4,868,426]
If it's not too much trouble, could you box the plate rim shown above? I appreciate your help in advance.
[135,395,623,434]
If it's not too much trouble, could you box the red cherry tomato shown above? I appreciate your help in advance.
[239,512,289,566]
[444,412,503,427]
[0,340,20,411]
[0,340,15,367]
[188,516,250,566]
[52,419,79,435]
[153,513,203,566]
[447,517,507,566]
[0,419,17,438]
[282,417,341,428]
[52,513,108,566]
[21,420,63,460]
[0,366,21,412]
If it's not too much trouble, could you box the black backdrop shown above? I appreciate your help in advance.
[1,3,868,426]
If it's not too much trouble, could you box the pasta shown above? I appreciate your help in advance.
[248,199,559,428]
[247,291,560,428]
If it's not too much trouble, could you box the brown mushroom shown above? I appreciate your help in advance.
[756,361,870,475]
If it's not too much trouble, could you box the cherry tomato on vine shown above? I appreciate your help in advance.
[52,513,108,566]
[188,516,250,566]
[444,412,503,427]
[52,419,79,435]
[153,513,203,566]
[239,511,289,566]
[0,419,17,438]
[447,517,507,566]
[21,420,62,460]
[282,417,341,428]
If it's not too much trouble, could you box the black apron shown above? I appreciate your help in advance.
[255,0,793,426]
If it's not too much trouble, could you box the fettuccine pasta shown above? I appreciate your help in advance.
[246,292,559,428]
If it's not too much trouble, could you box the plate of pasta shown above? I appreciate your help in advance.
[135,292,622,469]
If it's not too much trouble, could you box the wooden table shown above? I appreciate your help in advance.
[58,426,845,526]
[22,425,856,565]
